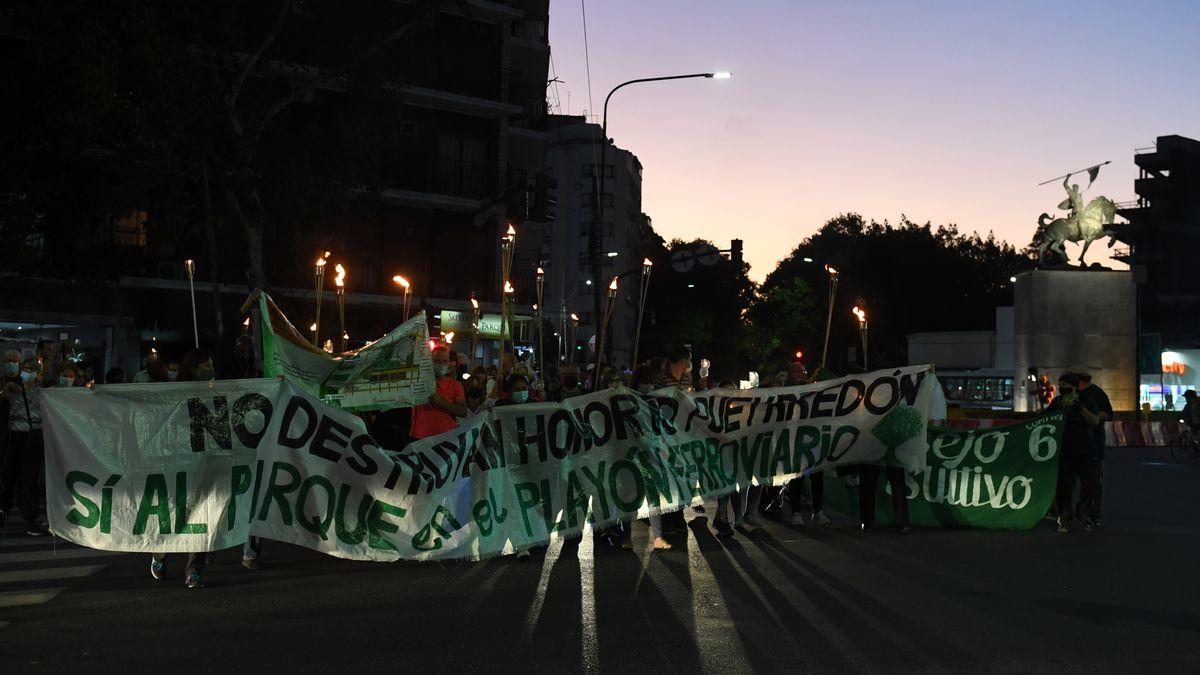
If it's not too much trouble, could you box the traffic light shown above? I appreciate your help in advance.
[531,171,559,222]
[730,238,743,267]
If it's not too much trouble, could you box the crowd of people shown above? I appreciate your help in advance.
[0,330,1184,588]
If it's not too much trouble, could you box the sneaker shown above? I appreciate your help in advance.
[150,557,166,581]
[811,511,831,526]
[897,525,912,534]
[790,512,806,526]
[25,523,48,537]
[1081,519,1095,532]
[1056,518,1069,533]
[713,520,734,538]
[516,549,531,561]
[652,536,673,550]
[241,557,262,570]
[185,572,203,588]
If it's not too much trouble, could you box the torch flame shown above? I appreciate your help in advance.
[393,275,410,289]
[309,323,317,332]
[825,264,838,275]
[503,281,514,294]
[243,317,250,327]
[470,297,479,310]
[334,264,346,288]
[608,277,619,291]
[570,313,579,322]
[852,306,866,323]
[444,332,455,344]
[506,224,516,238]
[316,256,327,268]
[536,267,544,276]
[643,258,653,267]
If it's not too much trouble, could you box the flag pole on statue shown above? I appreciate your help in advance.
[184,259,199,348]
[820,264,839,369]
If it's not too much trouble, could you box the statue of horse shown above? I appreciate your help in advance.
[1033,194,1117,265]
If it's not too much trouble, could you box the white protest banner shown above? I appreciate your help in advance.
[43,366,936,561]
[259,292,434,411]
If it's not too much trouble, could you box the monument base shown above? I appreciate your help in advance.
[1013,269,1136,412]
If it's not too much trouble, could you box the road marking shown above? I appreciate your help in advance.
[0,588,65,608]
[0,548,127,565]
[0,564,108,584]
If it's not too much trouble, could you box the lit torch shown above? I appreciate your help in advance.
[393,275,411,322]
[184,259,199,348]
[568,313,580,366]
[820,263,840,369]
[313,252,330,346]
[595,277,619,380]
[334,264,347,352]
[852,305,869,370]
[632,257,653,368]
[535,267,545,380]
[469,296,481,366]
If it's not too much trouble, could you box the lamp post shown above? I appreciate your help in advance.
[631,257,653,369]
[852,306,868,370]
[590,71,730,382]
[184,259,199,348]
[820,264,839,370]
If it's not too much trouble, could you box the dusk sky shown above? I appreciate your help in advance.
[548,1,1200,281]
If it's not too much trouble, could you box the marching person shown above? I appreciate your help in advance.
[150,348,217,587]
[410,345,466,440]
[1,355,49,535]
[1069,366,1112,526]
[1048,373,1101,533]
[780,361,830,526]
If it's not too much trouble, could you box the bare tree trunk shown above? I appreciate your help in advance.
[201,162,225,339]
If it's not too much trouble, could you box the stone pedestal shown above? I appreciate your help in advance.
[1013,269,1136,411]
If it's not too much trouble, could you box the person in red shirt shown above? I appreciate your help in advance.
[410,346,467,440]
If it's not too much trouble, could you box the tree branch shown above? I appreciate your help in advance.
[227,0,291,109]
[251,2,432,136]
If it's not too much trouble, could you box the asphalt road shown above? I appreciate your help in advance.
[2,447,1199,673]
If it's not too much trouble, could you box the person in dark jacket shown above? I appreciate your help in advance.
[1048,373,1102,532]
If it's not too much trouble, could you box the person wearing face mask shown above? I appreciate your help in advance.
[559,363,585,400]
[58,364,78,388]
[149,349,218,586]
[464,373,493,419]
[1,357,49,535]
[653,346,695,392]
[411,346,466,440]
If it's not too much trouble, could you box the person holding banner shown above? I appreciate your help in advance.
[1,356,49,535]
[410,346,466,440]
[1048,373,1102,533]
[150,348,217,587]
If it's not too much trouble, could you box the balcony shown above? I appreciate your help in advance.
[378,158,497,212]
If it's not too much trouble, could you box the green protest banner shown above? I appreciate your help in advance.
[43,366,938,561]
[259,292,434,411]
[823,415,1065,529]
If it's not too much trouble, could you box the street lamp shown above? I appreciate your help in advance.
[820,264,839,370]
[590,71,731,386]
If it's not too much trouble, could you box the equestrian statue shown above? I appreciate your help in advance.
[1033,173,1118,265]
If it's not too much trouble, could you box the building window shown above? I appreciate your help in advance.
[581,164,614,178]
[583,193,613,208]
[104,210,148,247]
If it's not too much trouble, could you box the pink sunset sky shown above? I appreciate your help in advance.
[548,1,1200,281]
